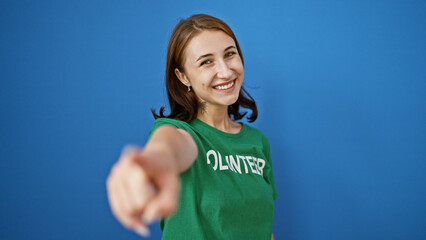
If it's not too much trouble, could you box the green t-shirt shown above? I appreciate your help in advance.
[149,118,278,240]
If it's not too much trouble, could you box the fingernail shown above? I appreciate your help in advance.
[135,226,150,237]
[141,213,158,225]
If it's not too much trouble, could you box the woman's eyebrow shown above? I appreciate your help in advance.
[196,53,213,62]
[196,45,236,62]
[224,45,236,51]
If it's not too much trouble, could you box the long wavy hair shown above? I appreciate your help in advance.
[152,14,257,123]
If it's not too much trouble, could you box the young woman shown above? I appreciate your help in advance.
[106,14,277,239]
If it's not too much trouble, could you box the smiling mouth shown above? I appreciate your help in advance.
[213,80,235,90]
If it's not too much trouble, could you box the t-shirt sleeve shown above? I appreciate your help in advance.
[148,118,200,149]
[263,134,278,200]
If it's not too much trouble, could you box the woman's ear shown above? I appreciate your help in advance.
[175,68,191,87]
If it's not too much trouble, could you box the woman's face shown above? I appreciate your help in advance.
[176,30,244,109]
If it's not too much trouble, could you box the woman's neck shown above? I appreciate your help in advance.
[196,103,241,134]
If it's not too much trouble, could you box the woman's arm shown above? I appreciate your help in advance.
[106,125,197,237]
[145,125,198,173]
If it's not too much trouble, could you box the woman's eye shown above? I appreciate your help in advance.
[200,60,212,66]
[225,51,236,57]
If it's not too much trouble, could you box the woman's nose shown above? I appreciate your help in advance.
[216,59,233,79]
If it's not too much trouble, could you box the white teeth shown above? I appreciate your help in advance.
[214,81,234,90]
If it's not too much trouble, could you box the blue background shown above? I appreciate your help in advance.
[1,0,425,239]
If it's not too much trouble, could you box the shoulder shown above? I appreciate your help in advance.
[149,118,194,136]
[149,118,202,145]
[153,118,190,127]
[243,124,271,155]
[152,118,192,129]
[243,124,269,141]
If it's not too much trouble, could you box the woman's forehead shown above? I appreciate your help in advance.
[185,30,236,59]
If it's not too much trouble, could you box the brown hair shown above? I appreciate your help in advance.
[152,14,258,123]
